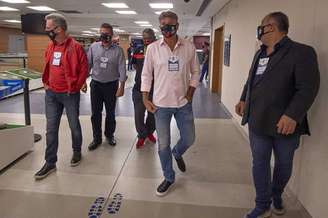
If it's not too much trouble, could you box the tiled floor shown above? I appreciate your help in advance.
[0,82,308,218]
[0,77,230,119]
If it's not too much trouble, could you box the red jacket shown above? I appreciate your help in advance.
[42,37,88,93]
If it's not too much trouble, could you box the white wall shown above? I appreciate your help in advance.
[210,0,328,217]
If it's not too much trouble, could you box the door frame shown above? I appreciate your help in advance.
[211,26,224,97]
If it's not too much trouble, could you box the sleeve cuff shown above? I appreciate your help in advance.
[189,79,199,88]
[141,84,151,92]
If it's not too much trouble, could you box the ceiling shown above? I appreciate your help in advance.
[0,0,229,37]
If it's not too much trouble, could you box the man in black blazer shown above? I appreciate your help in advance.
[235,12,320,218]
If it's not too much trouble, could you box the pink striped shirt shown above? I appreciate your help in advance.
[141,37,200,108]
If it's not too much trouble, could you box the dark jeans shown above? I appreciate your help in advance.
[199,63,208,82]
[132,88,155,139]
[90,79,118,142]
[45,90,82,165]
[249,129,300,210]
[127,59,133,71]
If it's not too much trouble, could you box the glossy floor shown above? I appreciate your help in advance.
[0,83,308,218]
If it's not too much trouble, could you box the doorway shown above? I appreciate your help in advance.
[211,26,224,97]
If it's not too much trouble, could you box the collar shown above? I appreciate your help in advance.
[260,36,289,52]
[101,42,115,50]
[54,36,70,46]
[160,36,183,47]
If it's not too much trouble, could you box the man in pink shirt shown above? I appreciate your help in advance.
[141,11,200,196]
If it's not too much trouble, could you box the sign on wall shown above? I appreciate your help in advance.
[224,34,231,67]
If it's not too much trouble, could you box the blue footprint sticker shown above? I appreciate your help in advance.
[88,197,106,218]
[107,193,123,215]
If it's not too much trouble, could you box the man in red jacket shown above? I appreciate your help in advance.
[35,13,88,180]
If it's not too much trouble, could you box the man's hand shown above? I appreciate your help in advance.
[81,83,87,93]
[44,84,49,90]
[143,99,157,113]
[116,87,124,97]
[185,86,196,103]
[277,115,297,135]
[185,94,193,103]
[235,101,246,116]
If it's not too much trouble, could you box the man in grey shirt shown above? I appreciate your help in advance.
[87,23,127,150]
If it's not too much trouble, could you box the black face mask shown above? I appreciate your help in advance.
[160,24,177,38]
[100,33,112,43]
[256,24,273,40]
[45,27,58,41]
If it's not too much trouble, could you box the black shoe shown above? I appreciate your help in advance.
[272,198,286,215]
[156,180,174,197]
[107,137,117,146]
[175,157,186,172]
[34,163,56,180]
[88,140,102,151]
[71,152,82,167]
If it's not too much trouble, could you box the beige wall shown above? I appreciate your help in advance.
[211,0,328,217]
[0,27,24,53]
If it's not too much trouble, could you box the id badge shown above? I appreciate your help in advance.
[52,52,62,66]
[256,57,269,75]
[168,56,179,72]
[100,57,109,69]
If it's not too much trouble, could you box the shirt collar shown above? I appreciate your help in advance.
[160,36,183,47]
[260,36,289,52]
[54,36,70,46]
[101,42,115,49]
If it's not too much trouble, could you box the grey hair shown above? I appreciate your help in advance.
[158,11,178,22]
[45,13,68,31]
[142,28,156,39]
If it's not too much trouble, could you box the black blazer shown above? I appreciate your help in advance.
[240,37,320,137]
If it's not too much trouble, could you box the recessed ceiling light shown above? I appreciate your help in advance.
[102,3,129,8]
[140,24,152,27]
[153,28,159,32]
[134,21,149,24]
[90,28,99,31]
[114,28,125,32]
[0,0,30,3]
[131,32,141,35]
[27,6,56,11]
[149,3,173,9]
[115,10,136,14]
[0,6,19,11]
[202,33,211,36]
[82,30,93,34]
[4,19,21,23]
[82,33,93,36]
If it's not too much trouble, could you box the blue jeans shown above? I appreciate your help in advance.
[249,129,300,210]
[154,102,195,182]
[45,90,82,165]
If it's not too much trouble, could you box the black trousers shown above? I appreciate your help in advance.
[90,80,118,142]
[132,88,156,139]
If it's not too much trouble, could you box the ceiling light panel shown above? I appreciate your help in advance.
[134,21,149,24]
[4,19,21,23]
[102,3,129,8]
[0,0,30,3]
[149,3,173,9]
[27,6,56,11]
[115,10,136,14]
[0,6,19,11]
